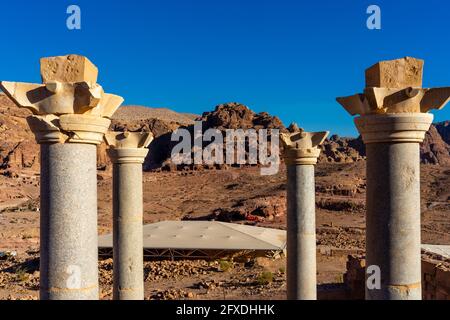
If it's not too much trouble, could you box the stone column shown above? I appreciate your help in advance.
[105,131,153,300]
[281,127,328,300]
[0,55,123,300]
[337,57,450,300]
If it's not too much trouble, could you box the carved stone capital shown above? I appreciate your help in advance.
[280,128,329,165]
[337,87,450,116]
[26,114,111,145]
[0,54,123,145]
[105,132,153,164]
[336,57,449,143]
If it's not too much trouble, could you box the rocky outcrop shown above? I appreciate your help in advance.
[157,103,369,171]
[319,135,365,163]
[156,102,287,172]
[210,195,287,223]
[286,124,365,164]
[421,124,450,165]
[321,124,450,166]
[435,121,450,145]
[201,102,285,131]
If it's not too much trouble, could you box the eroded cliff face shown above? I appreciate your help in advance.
[435,121,450,145]
[0,94,39,175]
[135,102,368,171]
[421,124,450,166]
[0,94,449,176]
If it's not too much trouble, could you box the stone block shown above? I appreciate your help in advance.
[436,288,448,300]
[365,57,423,89]
[422,260,437,276]
[435,267,450,290]
[40,54,98,84]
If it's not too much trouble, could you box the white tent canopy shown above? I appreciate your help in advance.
[421,244,450,260]
[98,221,286,259]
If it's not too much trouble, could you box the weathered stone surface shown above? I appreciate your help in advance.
[0,81,123,120]
[40,143,99,300]
[286,164,317,300]
[436,120,450,145]
[337,57,450,116]
[145,102,286,171]
[365,87,425,113]
[209,195,286,222]
[202,102,284,130]
[111,160,145,300]
[366,140,423,300]
[105,131,151,300]
[337,57,450,300]
[280,126,328,165]
[355,113,434,144]
[365,57,423,89]
[281,125,328,300]
[0,55,123,301]
[40,54,98,84]
[105,131,153,149]
[0,55,123,145]
[319,135,365,163]
[421,125,450,166]
[345,253,450,300]
[281,127,328,150]
[420,87,450,112]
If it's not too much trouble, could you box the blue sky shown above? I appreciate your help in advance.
[1,0,450,136]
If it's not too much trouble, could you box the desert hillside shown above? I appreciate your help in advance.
[2,93,450,176]
[112,105,198,124]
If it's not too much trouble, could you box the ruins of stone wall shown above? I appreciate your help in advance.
[343,255,366,299]
[422,255,450,300]
[344,253,450,300]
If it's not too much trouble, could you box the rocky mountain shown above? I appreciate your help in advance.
[435,121,450,145]
[0,93,449,176]
[112,105,198,124]
[201,102,285,131]
[421,123,450,166]
[153,102,367,169]
[320,135,365,163]
[143,102,288,171]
